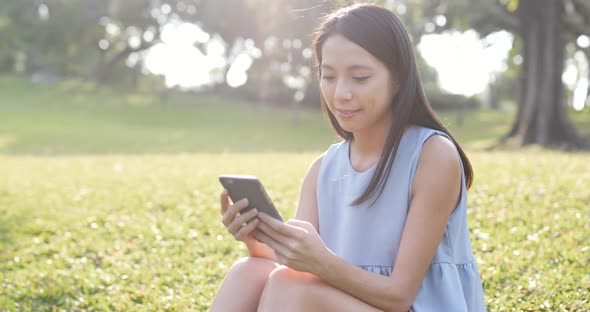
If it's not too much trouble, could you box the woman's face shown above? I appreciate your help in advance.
[319,34,398,134]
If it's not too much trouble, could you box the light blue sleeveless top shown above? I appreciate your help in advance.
[317,126,486,311]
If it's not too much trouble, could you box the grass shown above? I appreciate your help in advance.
[0,75,589,311]
[0,153,312,311]
[5,75,589,155]
[0,76,334,155]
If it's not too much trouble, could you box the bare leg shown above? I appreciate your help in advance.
[258,266,384,312]
[210,257,280,312]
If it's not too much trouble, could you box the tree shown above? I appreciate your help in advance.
[427,0,590,148]
[93,0,164,84]
[0,0,170,87]
[509,0,576,147]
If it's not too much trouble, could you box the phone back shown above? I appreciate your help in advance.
[219,175,283,221]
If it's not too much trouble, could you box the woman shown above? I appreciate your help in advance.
[210,3,486,311]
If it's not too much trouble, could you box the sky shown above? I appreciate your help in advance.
[143,22,589,109]
[418,30,513,96]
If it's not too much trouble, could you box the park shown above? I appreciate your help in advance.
[1,1,589,311]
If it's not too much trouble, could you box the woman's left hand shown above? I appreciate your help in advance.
[252,213,329,275]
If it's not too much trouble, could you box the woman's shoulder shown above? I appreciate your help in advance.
[326,140,347,152]
[403,126,460,174]
[308,152,325,175]
[319,140,348,163]
[405,125,455,149]
[406,125,442,137]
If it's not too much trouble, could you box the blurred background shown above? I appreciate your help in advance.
[0,0,589,153]
[1,0,590,311]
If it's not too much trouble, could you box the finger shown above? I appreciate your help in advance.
[227,208,258,234]
[235,218,260,241]
[221,198,249,227]
[286,219,313,230]
[256,218,291,246]
[252,228,289,256]
[220,189,229,214]
[258,212,300,238]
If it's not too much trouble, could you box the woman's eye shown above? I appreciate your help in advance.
[321,76,335,81]
[353,76,370,82]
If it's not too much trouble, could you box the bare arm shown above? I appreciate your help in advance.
[246,153,324,260]
[294,153,324,231]
[314,136,462,311]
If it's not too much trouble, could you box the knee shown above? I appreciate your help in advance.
[227,257,279,279]
[230,256,278,270]
[211,258,279,312]
[265,266,301,289]
[258,267,314,310]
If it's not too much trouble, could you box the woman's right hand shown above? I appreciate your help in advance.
[220,189,278,261]
[220,189,260,243]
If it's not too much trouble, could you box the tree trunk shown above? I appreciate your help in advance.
[257,57,276,106]
[488,77,499,110]
[0,53,15,72]
[94,47,133,84]
[584,47,590,108]
[504,0,587,148]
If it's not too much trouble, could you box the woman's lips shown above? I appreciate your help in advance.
[336,109,360,118]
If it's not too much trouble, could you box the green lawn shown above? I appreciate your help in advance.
[0,76,335,155]
[0,76,589,311]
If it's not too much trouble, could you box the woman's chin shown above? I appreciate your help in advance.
[337,121,358,134]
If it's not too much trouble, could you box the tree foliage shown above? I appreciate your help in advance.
[409,0,590,147]
[3,0,587,148]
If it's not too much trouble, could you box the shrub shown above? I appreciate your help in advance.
[425,88,480,111]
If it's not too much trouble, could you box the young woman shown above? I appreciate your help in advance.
[210,3,486,311]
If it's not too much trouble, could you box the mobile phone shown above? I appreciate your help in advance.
[219,174,283,222]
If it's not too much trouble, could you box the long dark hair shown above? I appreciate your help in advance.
[312,3,474,205]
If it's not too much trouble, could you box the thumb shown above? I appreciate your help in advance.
[220,189,230,214]
[286,219,313,230]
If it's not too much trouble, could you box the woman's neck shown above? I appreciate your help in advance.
[349,116,393,170]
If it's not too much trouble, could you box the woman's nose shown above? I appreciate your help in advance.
[334,80,352,101]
